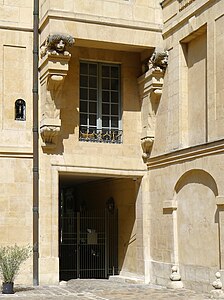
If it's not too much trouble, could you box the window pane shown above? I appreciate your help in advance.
[111,66,119,78]
[102,116,109,127]
[89,114,97,126]
[80,114,87,125]
[89,76,97,88]
[89,64,97,76]
[80,125,87,132]
[111,104,118,115]
[80,88,88,100]
[80,75,88,87]
[89,89,97,101]
[89,102,97,113]
[111,117,118,128]
[80,63,88,75]
[111,79,118,90]
[89,127,96,133]
[111,91,118,103]
[102,78,110,90]
[80,101,88,113]
[102,103,109,115]
[102,91,110,102]
[102,66,110,77]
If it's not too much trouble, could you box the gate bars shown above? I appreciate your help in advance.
[59,208,118,280]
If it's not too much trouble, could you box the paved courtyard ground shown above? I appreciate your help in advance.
[0,279,213,299]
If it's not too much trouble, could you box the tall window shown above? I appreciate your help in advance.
[79,61,122,143]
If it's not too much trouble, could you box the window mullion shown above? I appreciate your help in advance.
[98,63,102,131]
[118,66,122,131]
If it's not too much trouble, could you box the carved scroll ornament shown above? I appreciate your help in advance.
[141,136,155,162]
[40,124,60,148]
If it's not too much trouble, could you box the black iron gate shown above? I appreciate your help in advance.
[59,194,118,280]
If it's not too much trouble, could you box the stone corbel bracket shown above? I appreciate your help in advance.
[138,51,168,161]
[40,33,75,89]
[40,119,61,149]
[141,136,155,163]
[40,50,73,93]
[39,34,75,148]
[138,68,165,101]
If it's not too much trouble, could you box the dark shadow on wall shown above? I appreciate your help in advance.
[175,169,218,196]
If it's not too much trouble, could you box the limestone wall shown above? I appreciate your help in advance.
[148,145,224,291]
[154,0,224,155]
[0,0,33,28]
[148,0,224,292]
[0,1,33,285]
[0,29,33,150]
[0,157,33,285]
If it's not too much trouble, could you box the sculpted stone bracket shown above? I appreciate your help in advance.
[40,119,61,149]
[138,49,168,161]
[39,34,75,148]
[141,136,155,163]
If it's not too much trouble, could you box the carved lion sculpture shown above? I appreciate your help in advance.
[148,49,169,71]
[40,34,75,58]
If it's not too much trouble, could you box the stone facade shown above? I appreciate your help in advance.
[0,0,224,294]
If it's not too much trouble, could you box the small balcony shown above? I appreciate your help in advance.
[79,127,123,144]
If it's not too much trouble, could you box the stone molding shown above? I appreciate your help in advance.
[216,196,224,207]
[163,200,177,210]
[178,0,196,12]
[160,0,196,11]
[148,139,224,169]
[39,11,162,34]
[39,33,75,148]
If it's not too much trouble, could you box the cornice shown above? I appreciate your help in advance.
[148,139,224,169]
[40,9,163,33]
[0,150,33,159]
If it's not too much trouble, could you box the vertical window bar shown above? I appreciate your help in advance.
[98,63,102,131]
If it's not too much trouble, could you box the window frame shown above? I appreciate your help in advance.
[79,61,122,143]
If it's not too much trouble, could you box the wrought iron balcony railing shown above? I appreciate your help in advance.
[79,128,122,144]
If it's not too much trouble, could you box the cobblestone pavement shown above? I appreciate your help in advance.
[0,279,211,299]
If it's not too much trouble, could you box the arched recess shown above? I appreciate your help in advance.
[174,169,219,268]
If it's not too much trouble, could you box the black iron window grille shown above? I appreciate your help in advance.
[79,62,122,144]
[79,127,122,144]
